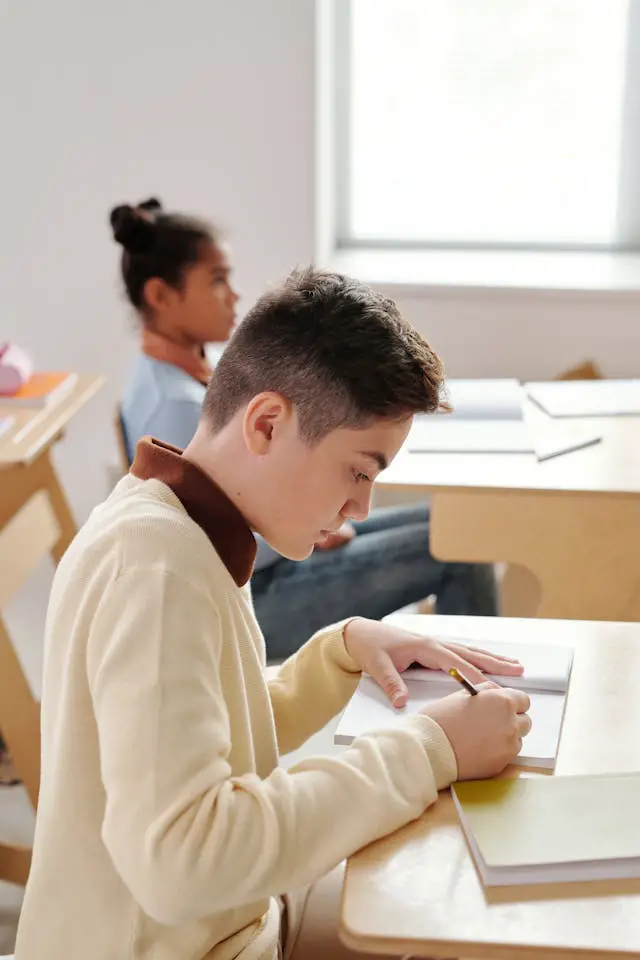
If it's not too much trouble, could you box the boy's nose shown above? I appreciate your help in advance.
[343,489,373,524]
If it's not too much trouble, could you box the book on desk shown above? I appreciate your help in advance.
[0,371,77,408]
[411,378,602,459]
[453,773,640,887]
[334,638,573,770]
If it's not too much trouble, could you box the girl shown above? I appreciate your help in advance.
[115,198,497,657]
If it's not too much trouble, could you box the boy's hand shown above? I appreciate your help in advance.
[314,521,356,551]
[343,618,524,707]
[422,683,531,780]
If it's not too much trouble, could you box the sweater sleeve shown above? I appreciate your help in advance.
[87,568,457,927]
[268,620,362,755]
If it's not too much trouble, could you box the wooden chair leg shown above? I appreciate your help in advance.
[499,564,541,618]
[0,490,60,811]
[38,450,77,563]
[0,841,31,886]
[0,619,40,809]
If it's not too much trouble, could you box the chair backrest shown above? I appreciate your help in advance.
[554,360,602,381]
[114,406,132,473]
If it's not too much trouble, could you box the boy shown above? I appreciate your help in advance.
[115,198,497,659]
[16,269,529,960]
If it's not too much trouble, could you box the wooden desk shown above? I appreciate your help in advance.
[0,374,103,884]
[342,615,640,959]
[377,409,640,621]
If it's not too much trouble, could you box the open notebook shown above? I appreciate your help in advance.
[0,372,77,408]
[334,638,573,770]
[453,774,640,886]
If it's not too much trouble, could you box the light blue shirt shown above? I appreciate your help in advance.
[121,354,280,571]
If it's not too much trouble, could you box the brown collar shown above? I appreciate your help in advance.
[130,437,256,586]
[141,328,212,386]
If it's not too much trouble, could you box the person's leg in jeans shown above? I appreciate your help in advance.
[252,503,497,660]
[353,503,497,617]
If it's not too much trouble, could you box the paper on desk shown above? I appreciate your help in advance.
[527,379,640,418]
[408,419,601,460]
[0,416,14,440]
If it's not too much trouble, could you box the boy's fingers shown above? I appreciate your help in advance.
[446,644,524,676]
[504,688,531,714]
[368,650,409,708]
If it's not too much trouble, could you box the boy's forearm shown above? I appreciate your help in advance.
[268,619,361,755]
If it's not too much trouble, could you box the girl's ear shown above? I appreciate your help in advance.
[143,277,174,314]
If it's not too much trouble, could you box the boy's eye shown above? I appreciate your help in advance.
[353,470,370,483]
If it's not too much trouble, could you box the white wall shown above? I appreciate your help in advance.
[395,290,640,382]
[1,0,639,525]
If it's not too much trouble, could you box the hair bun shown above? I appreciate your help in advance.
[109,203,156,253]
[137,197,162,214]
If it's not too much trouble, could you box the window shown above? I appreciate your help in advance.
[332,0,638,252]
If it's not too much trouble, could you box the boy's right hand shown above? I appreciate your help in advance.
[422,683,531,780]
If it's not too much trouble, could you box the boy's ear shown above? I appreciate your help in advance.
[243,392,293,456]
[143,277,175,314]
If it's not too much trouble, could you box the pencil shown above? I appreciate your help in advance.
[448,667,479,696]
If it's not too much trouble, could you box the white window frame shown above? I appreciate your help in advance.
[316,0,640,292]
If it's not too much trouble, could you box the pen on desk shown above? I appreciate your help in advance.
[448,667,480,696]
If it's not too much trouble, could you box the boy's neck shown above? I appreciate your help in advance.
[183,424,258,533]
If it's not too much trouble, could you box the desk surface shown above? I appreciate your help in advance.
[342,615,640,959]
[379,407,640,497]
[0,374,104,466]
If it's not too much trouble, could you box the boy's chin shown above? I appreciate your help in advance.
[271,538,316,562]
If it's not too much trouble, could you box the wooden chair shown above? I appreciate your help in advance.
[113,406,131,473]
[0,491,62,885]
[554,359,602,381]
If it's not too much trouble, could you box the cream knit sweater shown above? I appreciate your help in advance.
[16,442,456,960]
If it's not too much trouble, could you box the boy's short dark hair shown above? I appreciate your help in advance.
[203,267,446,442]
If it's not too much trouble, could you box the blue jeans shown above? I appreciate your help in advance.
[251,503,497,660]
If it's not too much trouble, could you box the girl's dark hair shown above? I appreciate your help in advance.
[109,198,220,312]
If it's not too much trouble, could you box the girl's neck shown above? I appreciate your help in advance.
[147,325,203,354]
[141,326,212,386]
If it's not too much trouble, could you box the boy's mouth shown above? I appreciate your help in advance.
[319,527,340,538]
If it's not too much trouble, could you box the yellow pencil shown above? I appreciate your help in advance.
[449,666,480,696]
